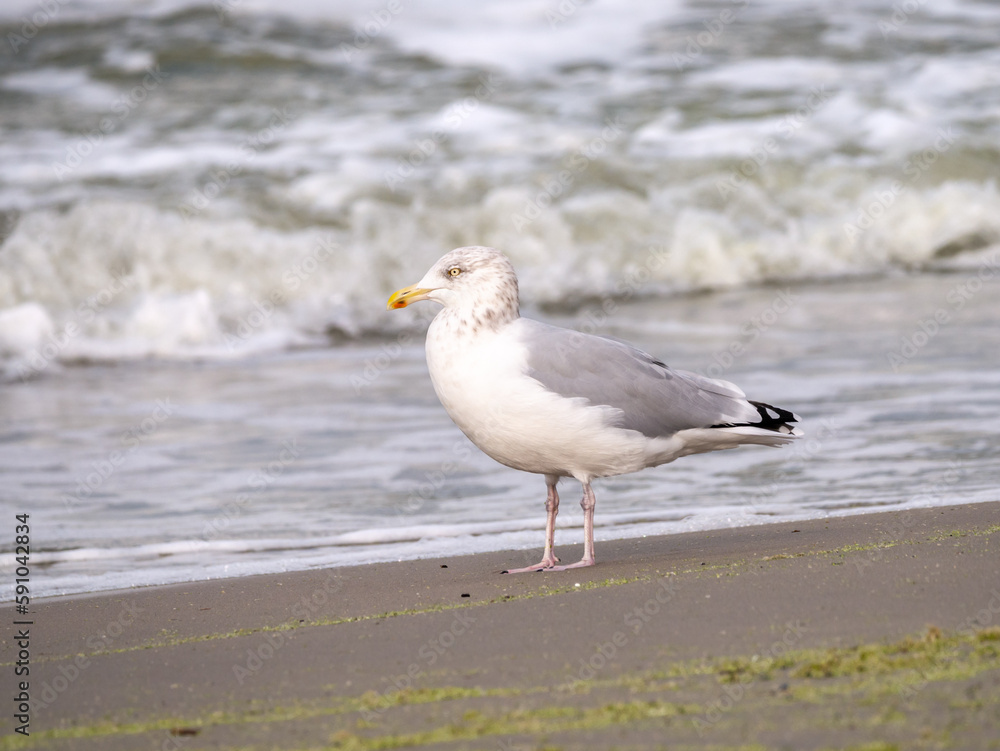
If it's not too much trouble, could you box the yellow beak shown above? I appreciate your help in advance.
[386,284,434,310]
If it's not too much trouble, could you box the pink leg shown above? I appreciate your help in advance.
[550,482,597,570]
[503,480,560,573]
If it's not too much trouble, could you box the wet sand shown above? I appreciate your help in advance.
[3,501,999,750]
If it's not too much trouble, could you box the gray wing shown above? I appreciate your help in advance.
[517,318,768,438]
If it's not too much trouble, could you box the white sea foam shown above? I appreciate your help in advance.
[2,174,999,372]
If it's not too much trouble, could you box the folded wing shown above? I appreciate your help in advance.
[518,318,798,439]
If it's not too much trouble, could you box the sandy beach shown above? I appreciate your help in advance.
[3,500,998,750]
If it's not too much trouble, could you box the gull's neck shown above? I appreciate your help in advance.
[434,286,520,338]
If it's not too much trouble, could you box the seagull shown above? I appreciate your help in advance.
[387,247,801,573]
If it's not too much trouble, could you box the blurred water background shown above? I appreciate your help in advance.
[1,0,998,598]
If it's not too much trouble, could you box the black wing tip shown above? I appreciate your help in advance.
[711,400,800,434]
[749,400,799,428]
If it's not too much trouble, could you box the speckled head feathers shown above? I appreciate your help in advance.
[417,246,520,332]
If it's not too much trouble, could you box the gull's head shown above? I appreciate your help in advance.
[387,246,519,328]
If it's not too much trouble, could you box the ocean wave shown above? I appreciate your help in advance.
[1,175,999,377]
[3,0,1000,375]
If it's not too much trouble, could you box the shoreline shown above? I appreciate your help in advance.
[3,500,999,749]
[18,495,982,605]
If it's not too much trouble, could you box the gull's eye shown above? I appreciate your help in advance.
[448,267,461,277]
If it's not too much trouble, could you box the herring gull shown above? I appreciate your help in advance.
[387,246,801,573]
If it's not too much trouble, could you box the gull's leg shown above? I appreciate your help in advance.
[502,477,560,573]
[550,482,597,570]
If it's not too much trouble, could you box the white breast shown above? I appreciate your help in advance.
[424,315,649,482]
